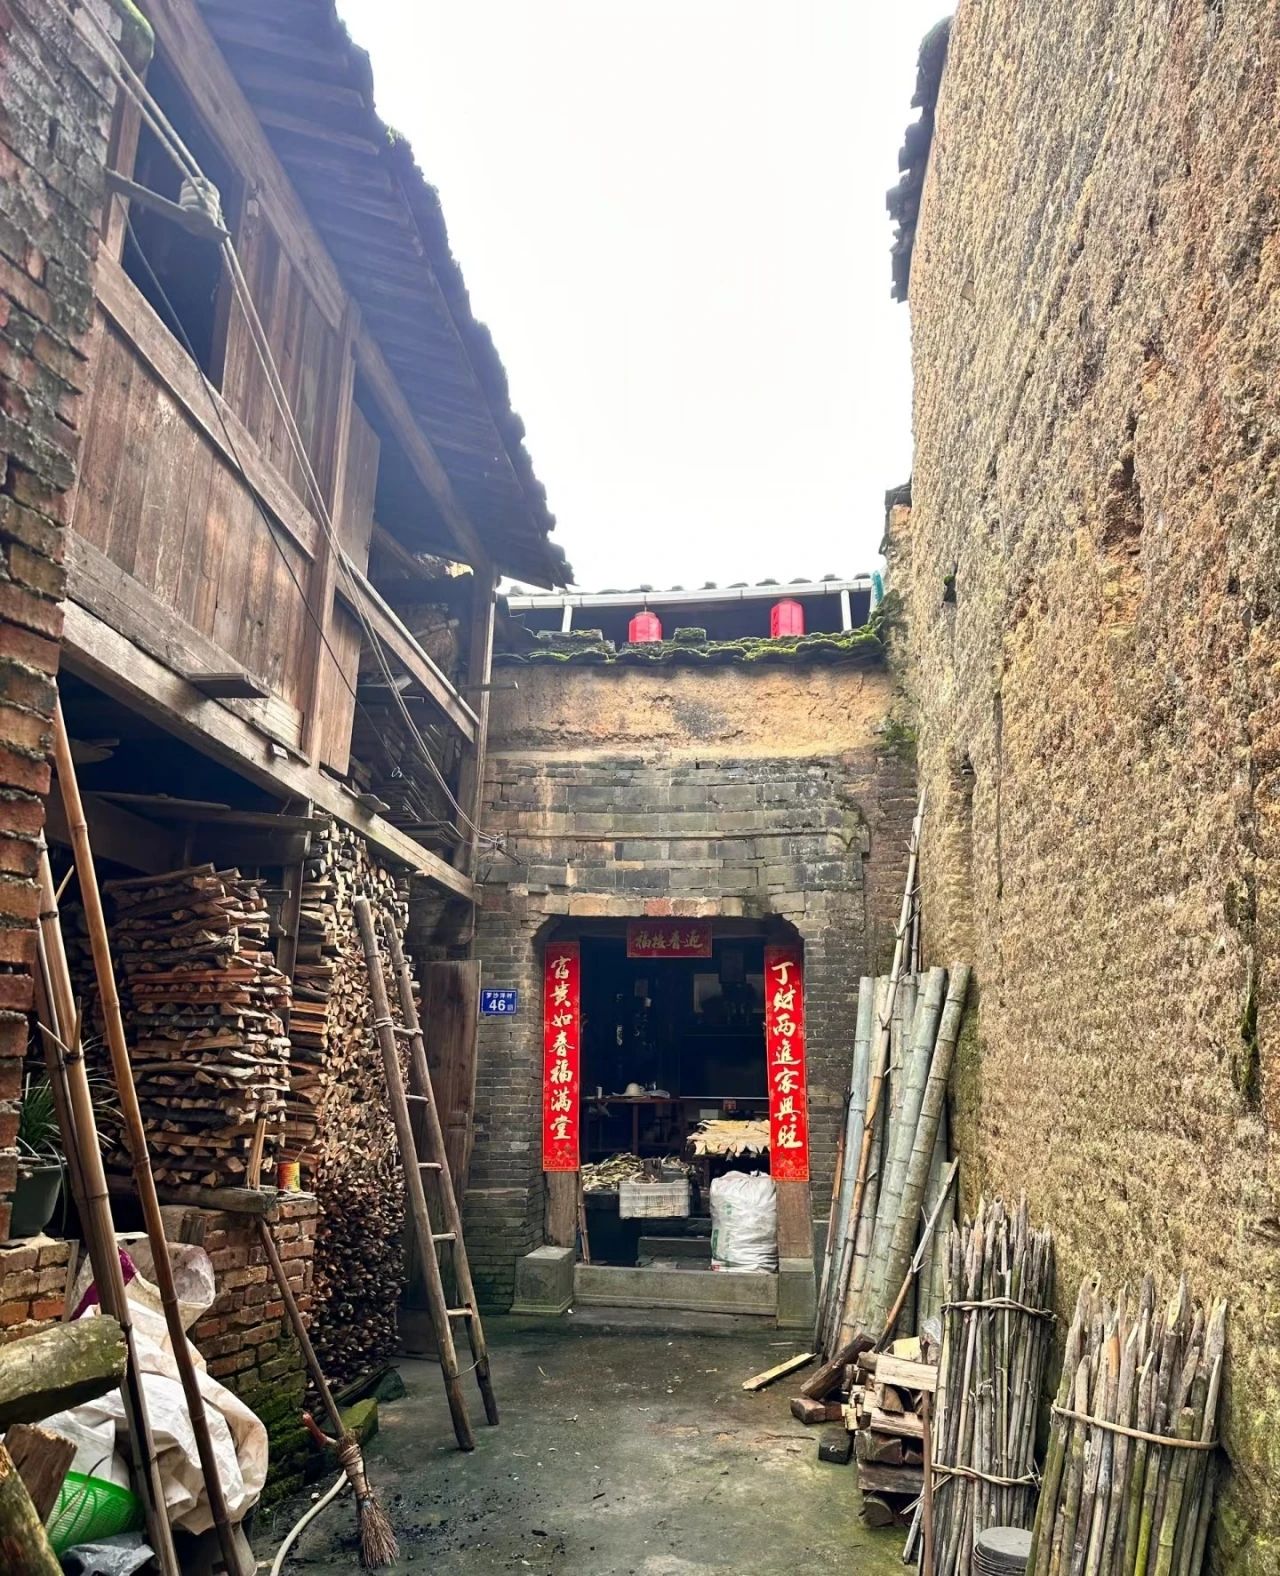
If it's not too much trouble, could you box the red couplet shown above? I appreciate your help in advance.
[764,943,809,1182]
[542,941,581,1171]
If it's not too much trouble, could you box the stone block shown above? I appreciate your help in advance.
[509,1245,575,1316]
[777,1257,817,1331]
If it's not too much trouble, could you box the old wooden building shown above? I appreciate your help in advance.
[0,0,566,1496]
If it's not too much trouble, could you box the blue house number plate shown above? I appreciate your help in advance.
[480,989,519,1016]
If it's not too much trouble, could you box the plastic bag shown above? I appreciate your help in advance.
[709,1171,778,1272]
[61,1535,153,1576]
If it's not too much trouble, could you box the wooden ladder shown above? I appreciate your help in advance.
[353,896,499,1451]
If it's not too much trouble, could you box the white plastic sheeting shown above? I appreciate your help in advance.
[44,1239,268,1534]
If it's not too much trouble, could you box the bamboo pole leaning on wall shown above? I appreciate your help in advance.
[33,845,179,1576]
[52,702,244,1576]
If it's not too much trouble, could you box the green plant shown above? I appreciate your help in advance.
[18,1075,61,1165]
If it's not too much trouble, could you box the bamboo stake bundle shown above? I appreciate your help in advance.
[1027,1273,1225,1576]
[927,1197,1056,1576]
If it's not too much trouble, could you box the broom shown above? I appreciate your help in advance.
[256,1220,398,1567]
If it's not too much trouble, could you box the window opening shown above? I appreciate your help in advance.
[120,53,240,383]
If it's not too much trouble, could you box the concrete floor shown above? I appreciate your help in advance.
[258,1310,907,1574]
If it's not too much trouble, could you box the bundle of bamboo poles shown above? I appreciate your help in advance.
[1027,1273,1225,1576]
[814,963,970,1361]
[924,1198,1056,1575]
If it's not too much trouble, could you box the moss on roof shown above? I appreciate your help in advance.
[496,618,888,670]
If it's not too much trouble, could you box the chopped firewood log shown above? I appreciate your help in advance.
[790,1396,844,1425]
[860,1493,899,1528]
[857,1460,925,1498]
[3,1426,75,1521]
[877,1383,907,1415]
[869,1405,925,1440]
[856,1431,912,1467]
[859,1352,937,1393]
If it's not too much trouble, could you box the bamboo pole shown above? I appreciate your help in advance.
[869,967,970,1338]
[816,977,875,1349]
[32,846,178,1576]
[51,703,242,1576]
[835,790,924,1352]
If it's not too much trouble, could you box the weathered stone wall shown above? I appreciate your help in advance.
[469,660,914,1307]
[896,2,1280,1566]
[0,0,120,1239]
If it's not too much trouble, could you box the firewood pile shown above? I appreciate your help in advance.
[281,821,413,1388]
[98,864,290,1187]
[850,1348,933,1527]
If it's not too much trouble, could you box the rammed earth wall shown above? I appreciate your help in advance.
[467,658,914,1308]
[895,2,1280,1566]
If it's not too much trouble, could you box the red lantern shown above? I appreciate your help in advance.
[628,610,663,643]
[770,598,805,637]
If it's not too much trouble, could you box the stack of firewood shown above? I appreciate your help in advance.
[103,864,290,1187]
[849,1347,934,1527]
[281,821,413,1388]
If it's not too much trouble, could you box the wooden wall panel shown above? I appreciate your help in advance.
[319,403,379,774]
[71,313,315,728]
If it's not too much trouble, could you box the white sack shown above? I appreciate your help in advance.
[709,1171,778,1273]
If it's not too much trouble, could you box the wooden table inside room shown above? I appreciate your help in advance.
[586,1095,684,1158]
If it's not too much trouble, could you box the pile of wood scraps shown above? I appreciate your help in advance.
[849,1347,934,1527]
[103,864,290,1187]
[291,822,413,1389]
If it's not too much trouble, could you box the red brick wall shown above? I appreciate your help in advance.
[0,1233,71,1337]
[0,0,119,1237]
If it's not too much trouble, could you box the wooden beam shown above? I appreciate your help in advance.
[0,1319,127,1428]
[43,792,183,875]
[370,521,446,585]
[354,327,491,576]
[96,253,320,562]
[545,1172,578,1251]
[453,569,496,884]
[60,600,474,897]
[336,558,478,742]
[300,299,359,763]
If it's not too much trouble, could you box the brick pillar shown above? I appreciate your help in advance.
[0,0,125,1239]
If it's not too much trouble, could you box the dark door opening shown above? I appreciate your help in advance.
[577,933,771,1266]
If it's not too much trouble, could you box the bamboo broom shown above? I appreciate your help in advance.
[256,1220,397,1568]
[52,702,244,1576]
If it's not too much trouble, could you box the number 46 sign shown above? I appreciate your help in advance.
[480,989,519,1016]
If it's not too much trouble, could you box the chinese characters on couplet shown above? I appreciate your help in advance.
[542,941,581,1171]
[764,944,809,1182]
[625,921,713,959]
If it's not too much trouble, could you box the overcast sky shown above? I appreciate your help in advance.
[336,2,943,591]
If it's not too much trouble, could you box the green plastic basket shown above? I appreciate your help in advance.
[46,1471,145,1554]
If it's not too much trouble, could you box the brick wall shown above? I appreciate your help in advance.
[0,0,122,1238]
[469,660,913,1306]
[896,1,1280,1566]
[0,1232,70,1336]
[172,1195,318,1503]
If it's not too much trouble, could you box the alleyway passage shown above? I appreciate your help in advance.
[261,1311,906,1573]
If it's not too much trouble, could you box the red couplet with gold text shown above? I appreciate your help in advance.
[764,943,809,1182]
[542,941,581,1171]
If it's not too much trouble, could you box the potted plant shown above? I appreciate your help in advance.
[13,1074,64,1239]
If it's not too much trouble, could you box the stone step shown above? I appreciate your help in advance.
[573,1263,777,1317]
